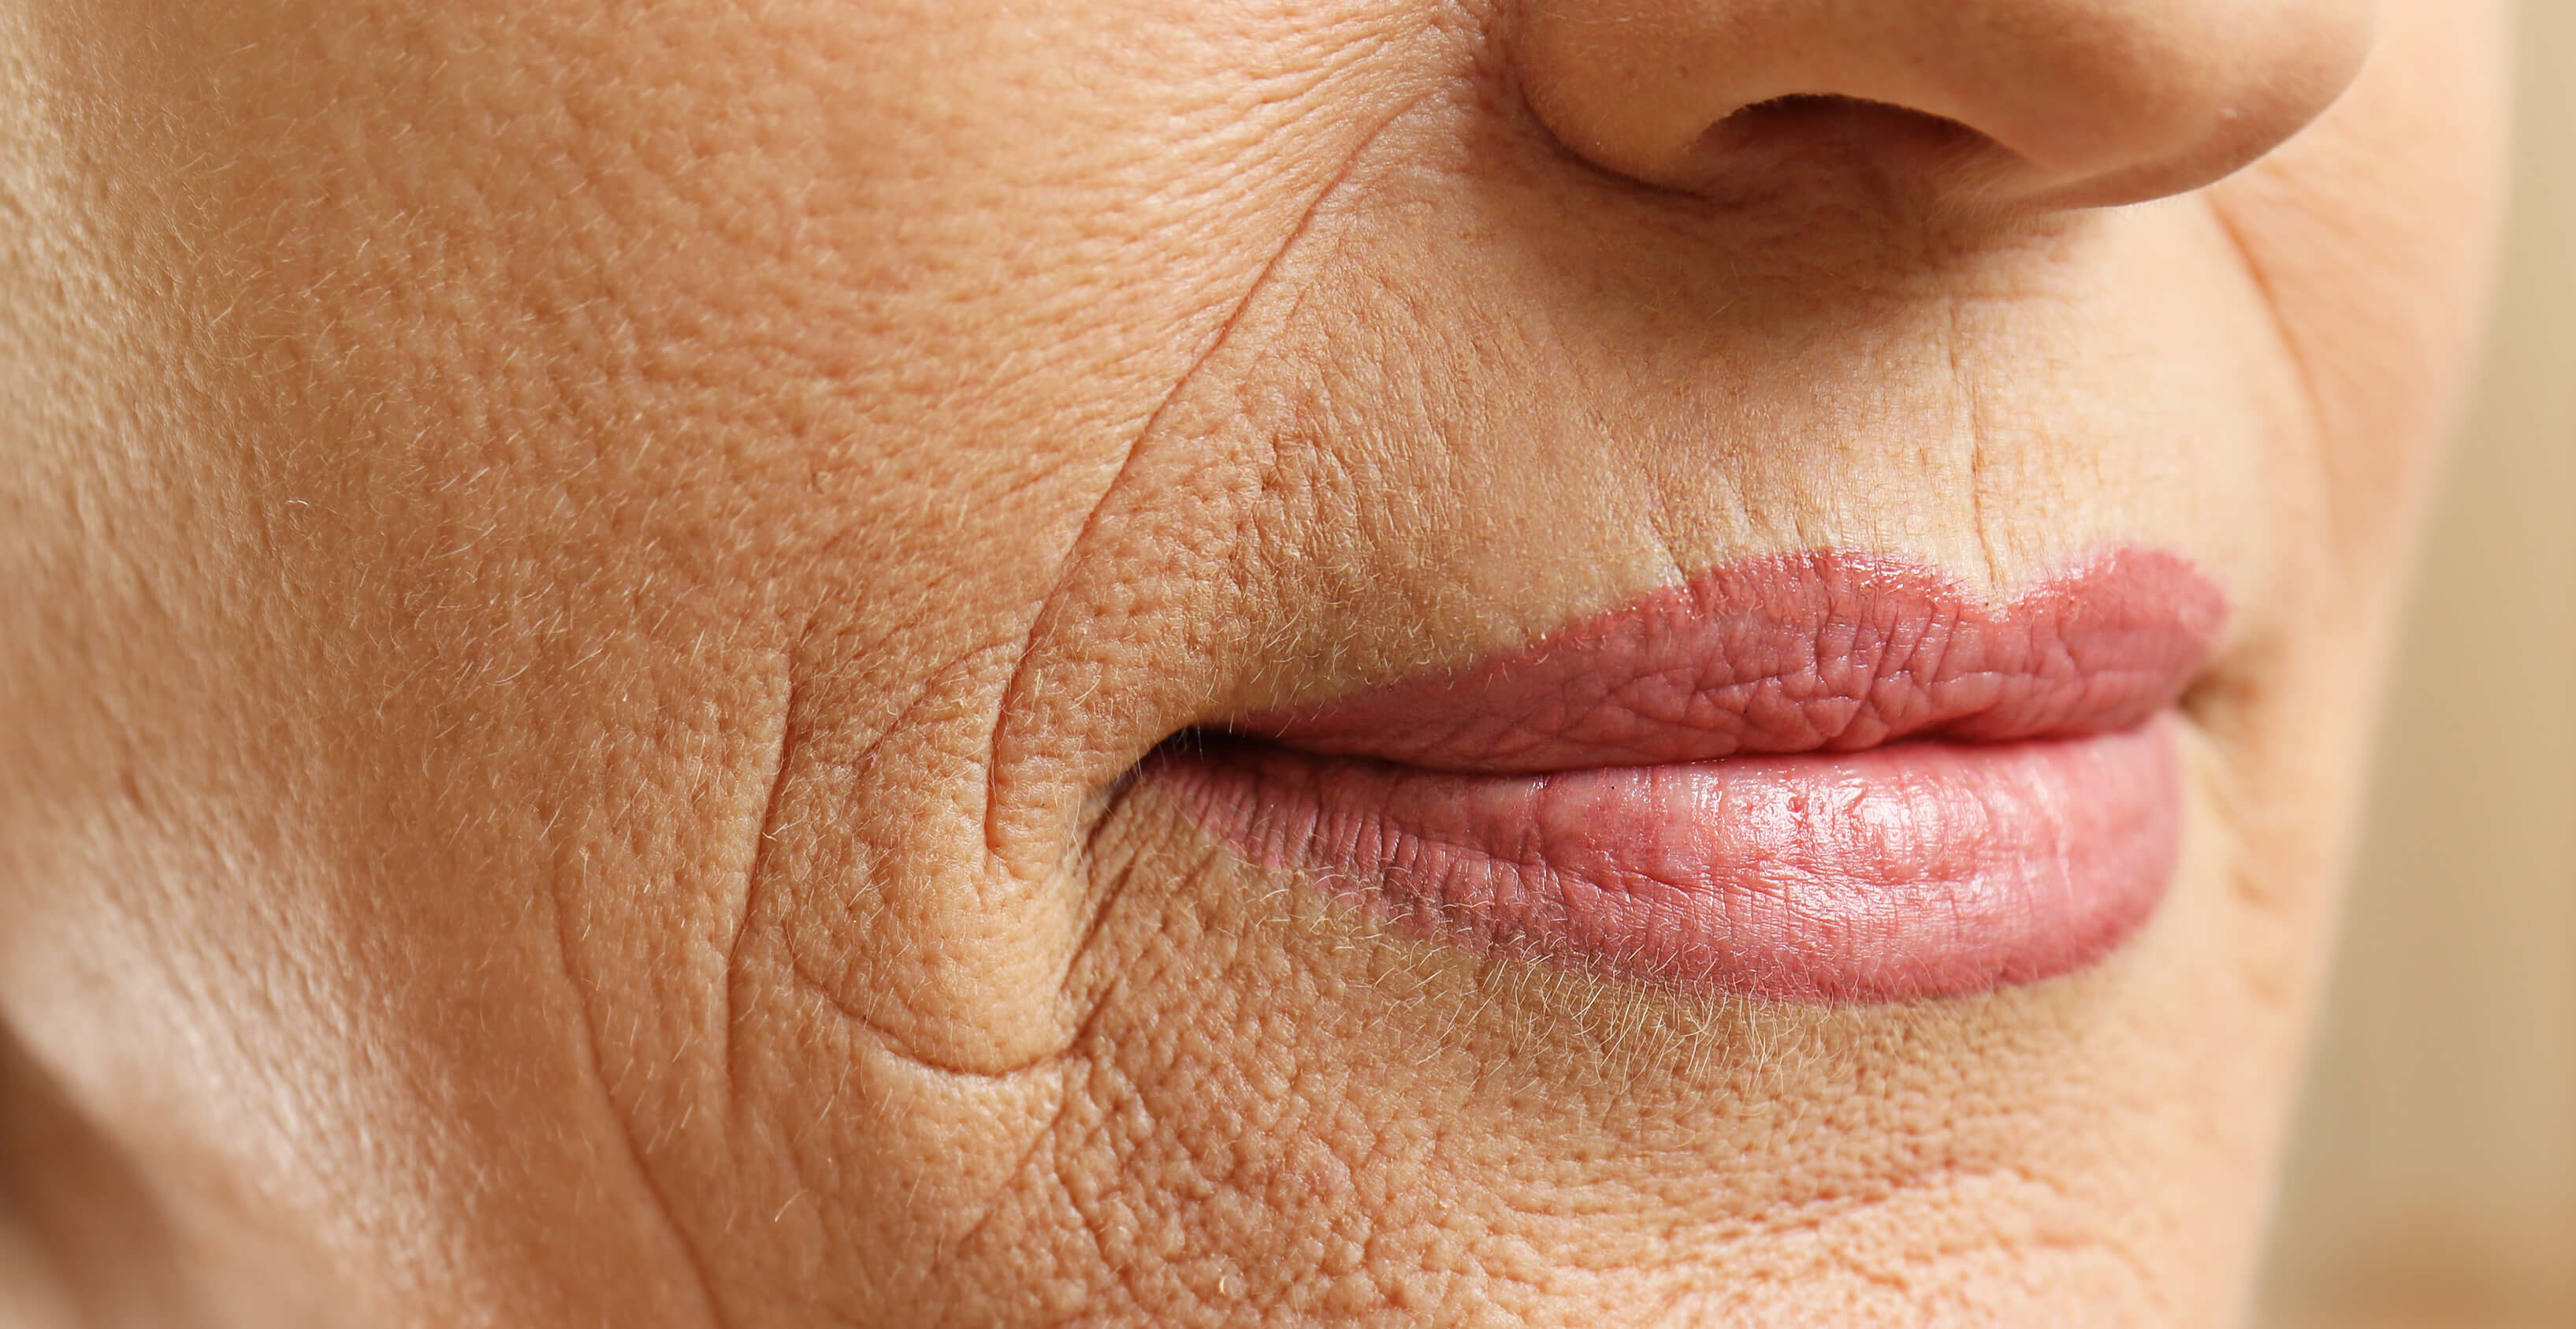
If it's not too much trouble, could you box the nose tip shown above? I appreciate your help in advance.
[1514,0,2380,210]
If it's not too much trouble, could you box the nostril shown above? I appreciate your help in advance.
[1704,94,1987,157]
[1722,93,1909,126]
[1678,95,2015,208]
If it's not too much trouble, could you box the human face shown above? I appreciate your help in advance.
[0,0,2504,1323]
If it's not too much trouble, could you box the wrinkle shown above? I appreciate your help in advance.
[939,981,1121,1266]
[1946,289,2006,596]
[746,640,1125,1081]
[540,862,730,1329]
[775,943,1071,1084]
[2203,188,2331,527]
[719,642,801,1116]
[774,771,1155,1089]
[976,89,1438,866]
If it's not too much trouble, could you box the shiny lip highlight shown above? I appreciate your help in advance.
[1148,549,2227,1003]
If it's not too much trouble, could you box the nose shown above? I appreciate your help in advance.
[1513,0,2379,210]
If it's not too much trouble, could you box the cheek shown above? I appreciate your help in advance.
[0,0,1422,1312]
[17,0,1453,1058]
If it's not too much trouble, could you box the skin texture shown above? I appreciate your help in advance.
[0,0,2504,1324]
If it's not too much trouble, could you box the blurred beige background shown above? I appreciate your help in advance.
[2256,4,2576,1326]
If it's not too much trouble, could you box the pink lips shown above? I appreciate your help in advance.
[1149,549,2226,1002]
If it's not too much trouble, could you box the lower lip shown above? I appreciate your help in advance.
[1147,719,2183,1003]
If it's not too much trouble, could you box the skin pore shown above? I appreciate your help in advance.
[0,0,2504,1323]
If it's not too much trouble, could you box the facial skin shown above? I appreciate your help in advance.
[0,0,2504,1323]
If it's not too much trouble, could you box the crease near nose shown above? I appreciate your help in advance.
[1514,0,2379,210]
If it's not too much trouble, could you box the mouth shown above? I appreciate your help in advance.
[1145,547,2227,1003]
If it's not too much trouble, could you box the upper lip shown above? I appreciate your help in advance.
[1220,547,2226,775]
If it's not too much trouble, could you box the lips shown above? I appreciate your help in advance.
[1147,549,2227,1002]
